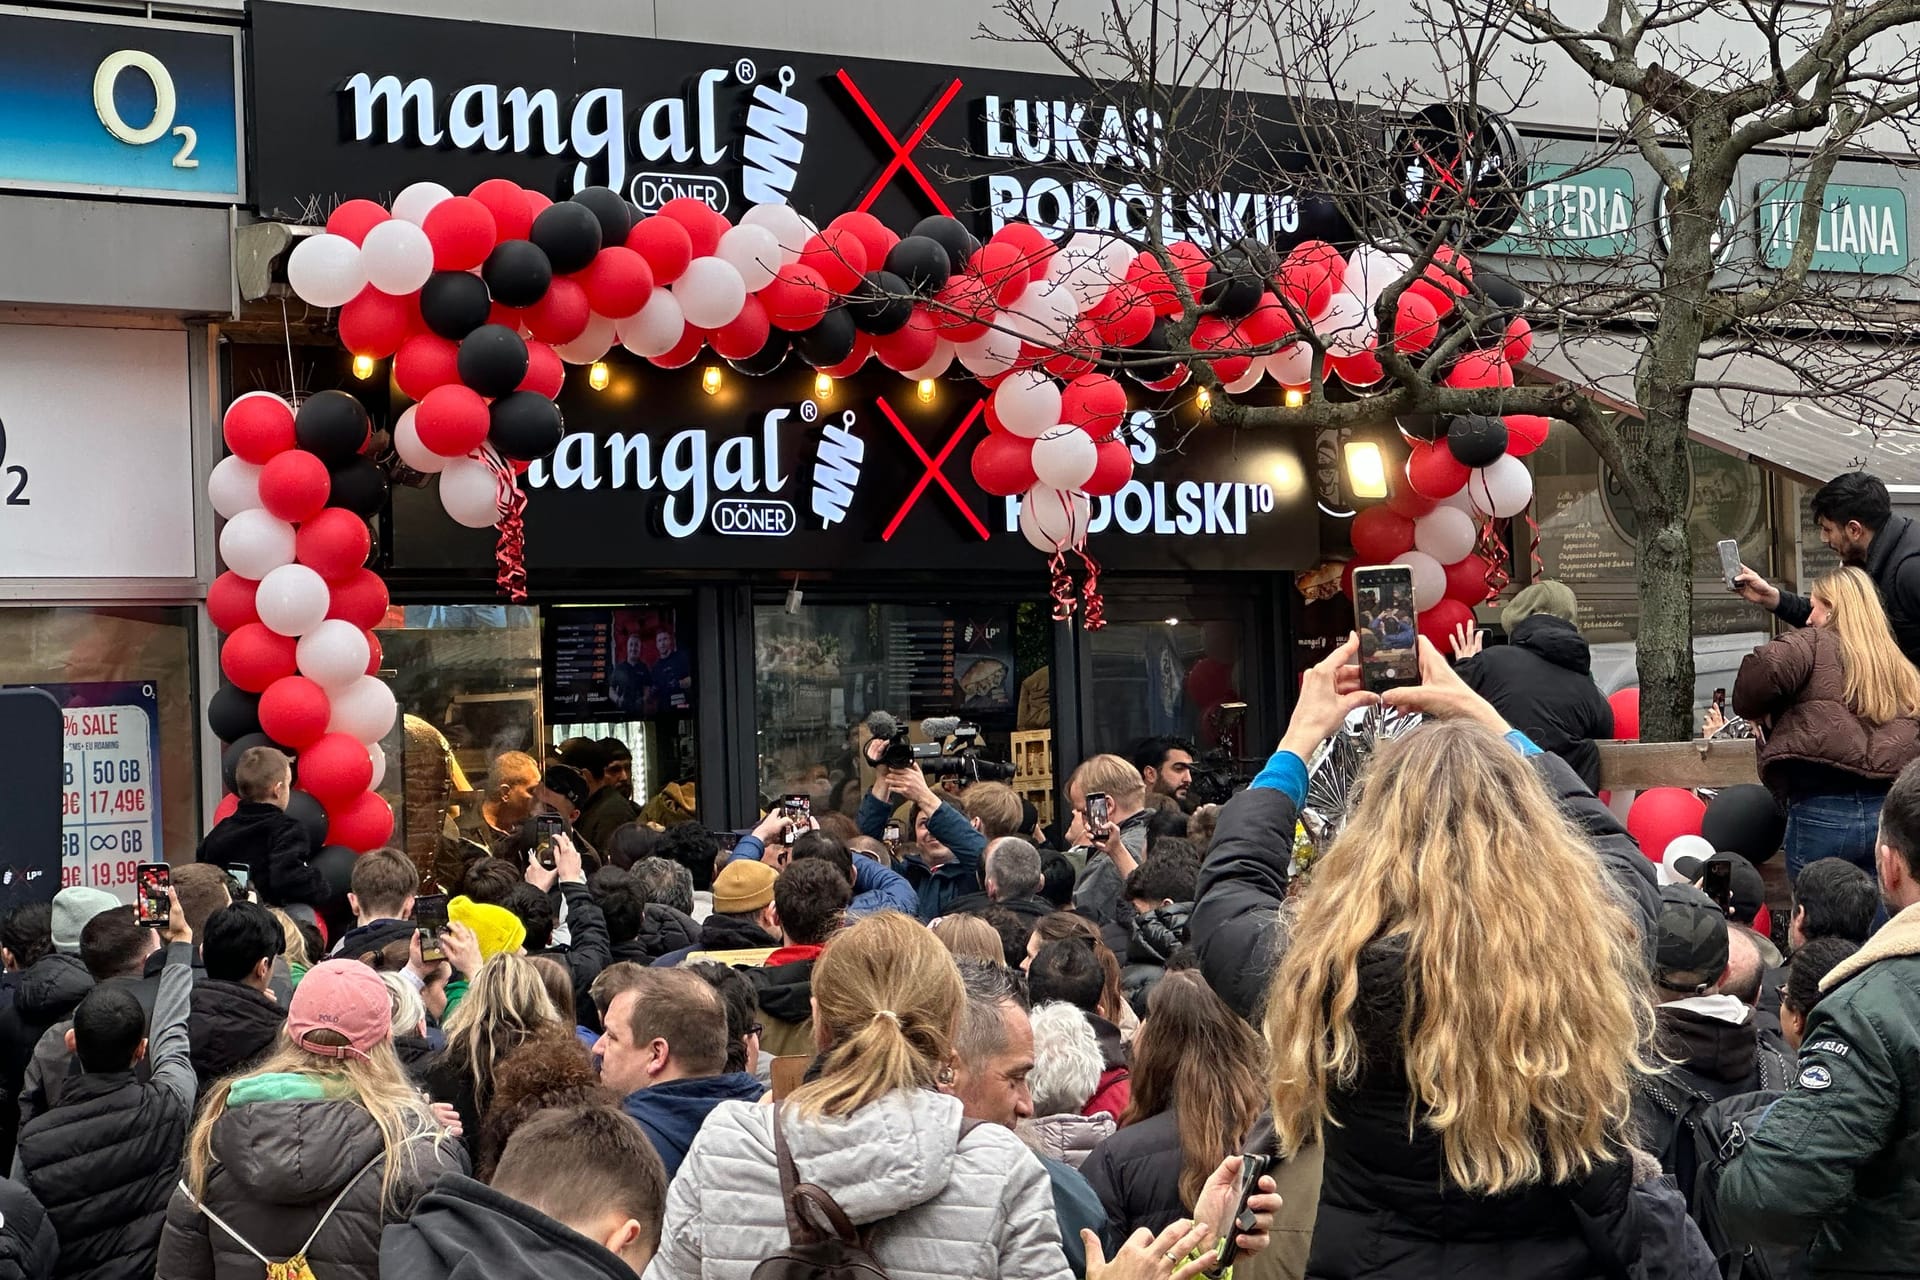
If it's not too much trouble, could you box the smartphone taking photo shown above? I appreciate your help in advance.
[412,893,449,963]
[782,794,811,845]
[134,863,171,930]
[1086,792,1111,838]
[1210,1153,1276,1271]
[1718,539,1743,591]
[1354,564,1420,693]
[533,813,564,870]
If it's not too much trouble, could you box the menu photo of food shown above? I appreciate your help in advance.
[953,617,1015,713]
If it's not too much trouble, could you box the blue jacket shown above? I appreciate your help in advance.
[856,793,984,921]
[620,1073,767,1178]
[729,836,918,919]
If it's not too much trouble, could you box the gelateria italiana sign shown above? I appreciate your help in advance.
[1756,180,1908,275]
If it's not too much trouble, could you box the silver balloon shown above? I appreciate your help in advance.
[1300,704,1425,858]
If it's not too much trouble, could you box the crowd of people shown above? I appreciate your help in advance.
[10,470,1920,1279]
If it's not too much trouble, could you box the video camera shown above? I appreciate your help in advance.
[863,711,1017,784]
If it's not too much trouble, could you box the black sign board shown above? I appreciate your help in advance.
[0,688,63,909]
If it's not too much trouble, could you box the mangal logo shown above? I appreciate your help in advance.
[338,57,808,212]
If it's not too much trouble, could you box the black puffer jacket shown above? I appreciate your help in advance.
[1456,616,1615,790]
[0,956,92,1171]
[623,903,697,963]
[1080,1109,1196,1250]
[1120,902,1191,1015]
[380,1174,635,1280]
[0,1177,56,1280]
[186,982,285,1097]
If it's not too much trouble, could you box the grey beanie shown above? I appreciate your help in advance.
[1501,580,1579,633]
[51,886,122,954]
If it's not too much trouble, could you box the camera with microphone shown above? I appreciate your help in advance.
[862,711,1017,783]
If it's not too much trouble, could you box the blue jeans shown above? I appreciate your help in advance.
[1785,791,1885,882]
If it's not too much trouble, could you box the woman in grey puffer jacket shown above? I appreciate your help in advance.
[645,912,1067,1280]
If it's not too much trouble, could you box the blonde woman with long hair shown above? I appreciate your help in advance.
[1735,565,1920,879]
[420,952,561,1157]
[157,960,464,1280]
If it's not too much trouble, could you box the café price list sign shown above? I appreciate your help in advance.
[17,682,163,900]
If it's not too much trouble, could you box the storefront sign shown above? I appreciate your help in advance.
[249,2,1348,248]
[1486,165,1635,258]
[0,7,243,202]
[0,327,196,579]
[1756,180,1908,274]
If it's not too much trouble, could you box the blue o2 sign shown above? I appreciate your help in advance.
[0,7,243,203]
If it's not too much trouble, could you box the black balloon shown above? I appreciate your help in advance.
[571,187,634,250]
[910,216,978,272]
[1128,317,1180,383]
[794,307,858,368]
[286,789,329,851]
[311,844,360,903]
[1202,252,1263,318]
[327,455,390,516]
[420,270,493,341]
[1396,414,1447,443]
[846,270,914,335]
[221,732,288,791]
[294,390,369,466]
[457,324,531,398]
[727,329,791,376]
[884,236,952,296]
[483,240,554,308]
[207,685,262,744]
[1702,784,1787,865]
[489,391,565,460]
[1446,414,1509,468]
[530,201,603,275]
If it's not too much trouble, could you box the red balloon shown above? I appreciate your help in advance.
[212,793,240,825]
[1609,687,1641,742]
[522,190,553,216]
[1329,347,1384,389]
[799,228,868,296]
[1140,365,1190,393]
[1445,350,1514,390]
[1084,439,1135,497]
[259,676,332,750]
[328,790,394,853]
[1444,554,1492,605]
[874,308,939,372]
[653,325,710,369]
[1096,283,1154,348]
[1418,597,1476,650]
[1385,485,1437,519]
[1043,317,1102,379]
[761,263,831,331]
[208,572,260,634]
[468,179,535,242]
[221,624,298,693]
[394,333,461,401]
[1238,293,1291,347]
[579,246,654,319]
[296,508,372,580]
[524,276,592,345]
[1391,291,1440,353]
[711,293,772,360]
[301,732,374,806]
[990,223,1055,282]
[1129,249,1188,316]
[1502,316,1534,365]
[223,394,296,464]
[1427,245,1473,295]
[1504,414,1551,458]
[258,450,332,524]
[1340,561,1358,598]
[1628,786,1706,863]
[827,211,897,273]
[1061,373,1127,438]
[931,274,995,342]
[423,196,498,272]
[1350,505,1416,563]
[657,198,728,259]
[325,199,389,246]
[970,433,1038,497]
[338,287,418,359]
[1274,242,1342,319]
[518,340,565,398]
[488,302,528,335]
[968,241,1029,306]
[327,568,390,630]
[627,216,693,285]
[1407,440,1470,499]
[1405,278,1455,318]
[414,385,491,457]
[820,333,873,380]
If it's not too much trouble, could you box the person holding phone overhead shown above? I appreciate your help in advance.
[1733,567,1920,880]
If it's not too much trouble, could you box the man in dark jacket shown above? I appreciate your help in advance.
[522,834,611,1034]
[855,755,987,921]
[380,1103,667,1280]
[17,904,151,1137]
[593,971,763,1179]
[1453,580,1613,790]
[1721,759,1920,1276]
[942,838,1056,929]
[1120,856,1196,1015]
[565,739,642,858]
[194,747,329,909]
[592,867,697,967]
[186,902,285,1094]
[1736,470,1920,667]
[331,847,419,964]
[0,901,88,1171]
[741,861,850,1062]
[15,893,194,1280]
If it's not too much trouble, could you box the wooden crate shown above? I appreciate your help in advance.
[1011,730,1053,783]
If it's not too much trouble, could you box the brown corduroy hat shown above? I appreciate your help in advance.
[712,859,778,914]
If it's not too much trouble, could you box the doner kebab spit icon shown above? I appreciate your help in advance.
[742,66,808,207]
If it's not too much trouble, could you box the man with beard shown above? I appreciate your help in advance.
[1128,737,1195,811]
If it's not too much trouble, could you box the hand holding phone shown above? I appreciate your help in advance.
[135,863,171,930]
[413,893,449,963]
[1086,792,1112,839]
[1208,1153,1277,1271]
[1353,565,1420,693]
[782,794,811,846]
[533,813,563,871]
[1718,539,1743,591]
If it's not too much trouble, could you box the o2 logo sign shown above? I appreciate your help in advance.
[92,50,199,170]
[0,419,30,506]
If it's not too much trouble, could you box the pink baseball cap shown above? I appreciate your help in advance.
[286,959,393,1062]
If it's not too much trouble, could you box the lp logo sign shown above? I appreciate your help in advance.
[0,419,31,506]
[93,51,199,169]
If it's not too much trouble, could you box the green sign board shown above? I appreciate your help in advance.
[1755,181,1908,274]
[1486,165,1635,258]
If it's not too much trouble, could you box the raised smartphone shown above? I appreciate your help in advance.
[134,863,171,929]
[413,893,449,962]
[1354,564,1420,693]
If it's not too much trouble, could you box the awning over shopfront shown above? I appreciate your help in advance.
[1526,333,1920,494]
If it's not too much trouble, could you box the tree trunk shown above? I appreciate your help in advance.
[1633,459,1695,742]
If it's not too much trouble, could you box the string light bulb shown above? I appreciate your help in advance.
[701,366,723,396]
[1194,386,1212,413]
[814,372,834,400]
[350,354,376,381]
[917,378,936,404]
[587,361,611,391]
[1284,387,1307,408]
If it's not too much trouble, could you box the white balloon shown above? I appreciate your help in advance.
[328,674,398,744]
[902,338,955,381]
[1316,290,1374,358]
[1440,485,1481,517]
[367,742,388,791]
[1097,235,1136,288]
[208,455,265,519]
[286,234,366,309]
[957,324,1020,377]
[715,224,783,293]
[1401,549,1446,611]
[360,218,434,295]
[1032,428,1099,491]
[1004,278,1079,346]
[390,406,446,475]
[1019,484,1091,553]
[1266,342,1314,387]
[1467,454,1534,518]
[674,256,749,329]
[993,369,1063,439]
[255,563,332,638]
[1660,833,1716,884]
[391,181,453,227]
[1344,246,1412,307]
[740,203,811,264]
[1223,361,1266,395]
[555,313,618,364]
[296,619,373,690]
[439,457,505,529]
[1413,506,1477,564]
[619,291,686,359]
[219,508,297,580]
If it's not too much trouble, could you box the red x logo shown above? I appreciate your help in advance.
[875,396,988,542]
[835,69,962,217]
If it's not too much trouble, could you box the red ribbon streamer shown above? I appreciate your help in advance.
[486,451,530,602]
[1077,548,1106,630]
[1049,552,1078,622]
